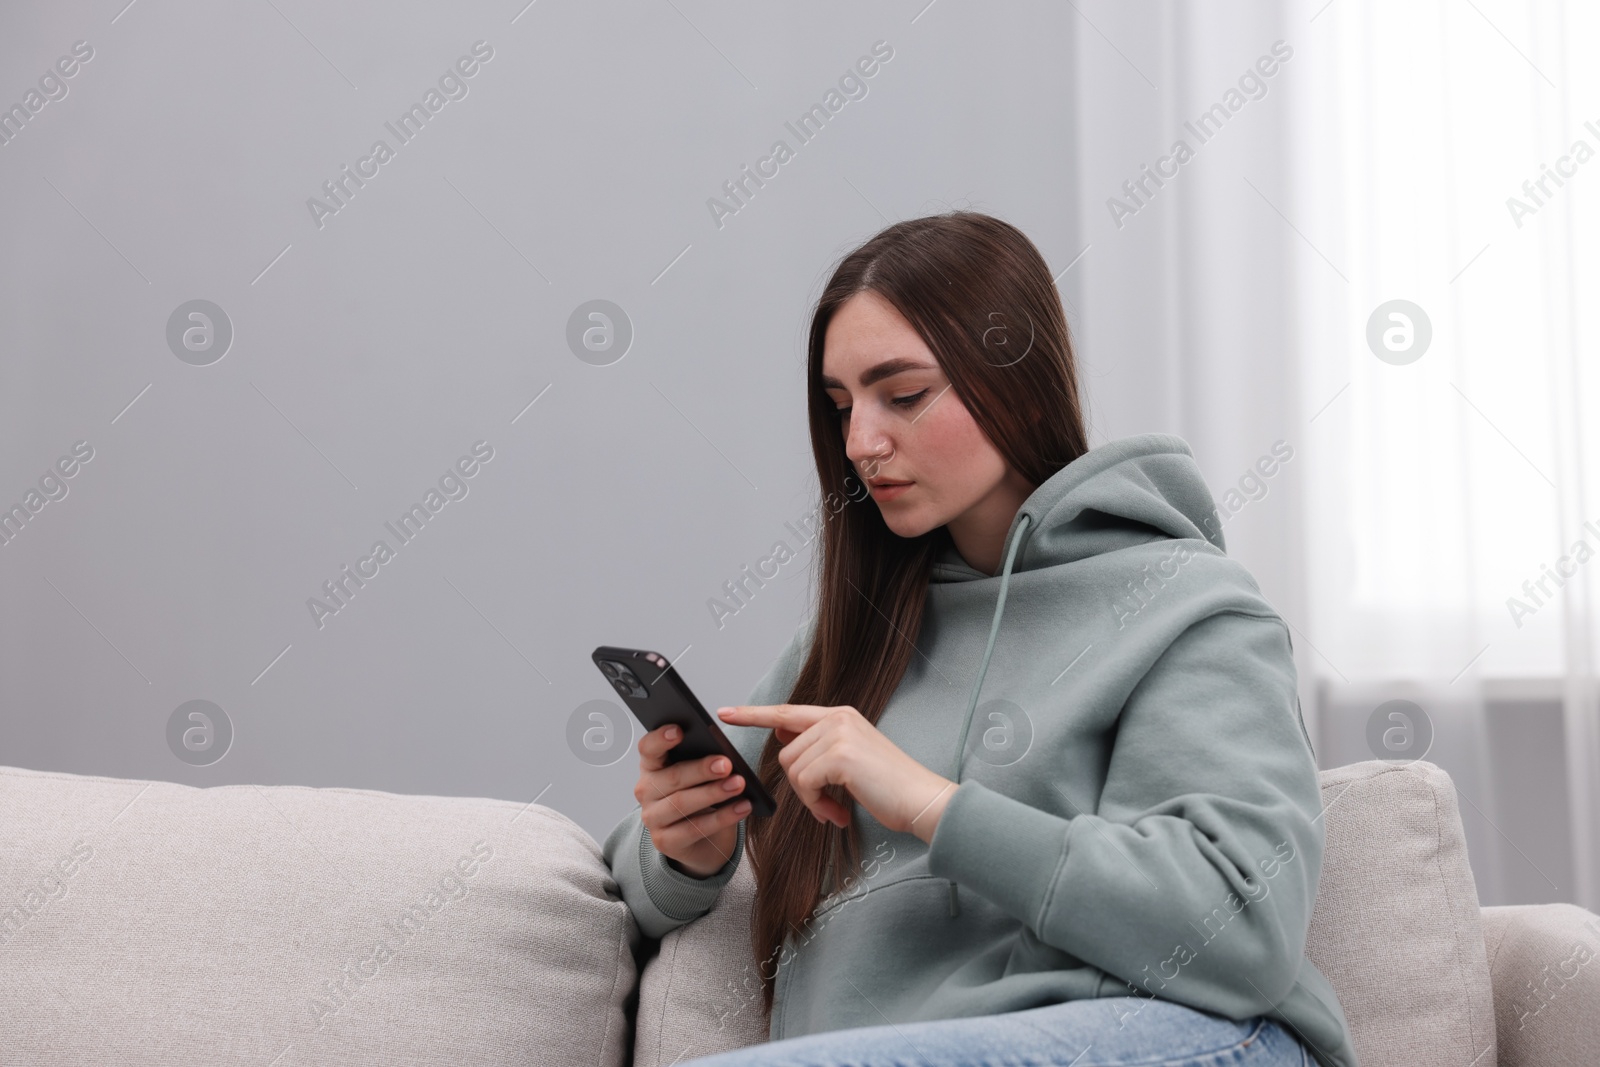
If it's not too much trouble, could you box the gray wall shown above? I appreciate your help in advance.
[0,0,1084,848]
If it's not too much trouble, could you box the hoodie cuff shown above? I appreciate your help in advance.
[925,779,1077,929]
[638,818,745,921]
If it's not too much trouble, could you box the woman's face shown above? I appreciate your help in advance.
[821,290,1021,542]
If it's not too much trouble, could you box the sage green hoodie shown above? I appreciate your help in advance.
[602,433,1357,1067]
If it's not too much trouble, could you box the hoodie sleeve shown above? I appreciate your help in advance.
[926,609,1324,1017]
[602,619,811,940]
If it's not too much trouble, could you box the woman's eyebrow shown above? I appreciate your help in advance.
[820,357,937,390]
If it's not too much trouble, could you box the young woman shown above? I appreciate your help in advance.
[603,212,1356,1067]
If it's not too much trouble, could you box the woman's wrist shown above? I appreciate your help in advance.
[909,778,956,844]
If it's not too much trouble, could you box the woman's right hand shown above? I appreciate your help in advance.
[636,724,752,878]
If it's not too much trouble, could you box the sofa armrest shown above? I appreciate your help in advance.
[1480,903,1600,1067]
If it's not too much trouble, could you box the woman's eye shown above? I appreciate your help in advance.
[833,389,927,417]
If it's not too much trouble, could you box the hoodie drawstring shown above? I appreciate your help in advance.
[943,512,1032,917]
[950,512,1032,780]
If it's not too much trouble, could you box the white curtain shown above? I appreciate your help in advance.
[1069,0,1600,910]
[1290,0,1600,911]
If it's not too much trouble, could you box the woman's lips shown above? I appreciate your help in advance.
[869,481,913,501]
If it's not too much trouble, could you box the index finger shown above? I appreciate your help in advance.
[638,723,682,771]
[716,704,823,731]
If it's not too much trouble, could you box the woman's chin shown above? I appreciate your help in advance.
[878,505,938,539]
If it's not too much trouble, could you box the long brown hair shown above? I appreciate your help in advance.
[744,210,1090,1013]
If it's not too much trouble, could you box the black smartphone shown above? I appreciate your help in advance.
[592,646,777,818]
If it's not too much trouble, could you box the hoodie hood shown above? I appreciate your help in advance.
[936,433,1228,788]
[931,432,1227,584]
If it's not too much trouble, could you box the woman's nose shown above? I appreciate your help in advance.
[848,428,894,471]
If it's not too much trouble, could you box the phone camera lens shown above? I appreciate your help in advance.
[600,660,648,699]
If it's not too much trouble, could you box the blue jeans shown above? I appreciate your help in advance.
[679,996,1310,1067]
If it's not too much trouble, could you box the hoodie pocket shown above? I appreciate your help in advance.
[774,875,1011,1036]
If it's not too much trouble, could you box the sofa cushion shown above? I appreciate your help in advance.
[1300,760,1495,1066]
[633,759,1498,1067]
[0,765,638,1067]
[633,859,767,1066]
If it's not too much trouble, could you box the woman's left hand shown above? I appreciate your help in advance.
[716,704,956,841]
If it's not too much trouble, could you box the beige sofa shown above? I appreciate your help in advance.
[1,759,1595,1066]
